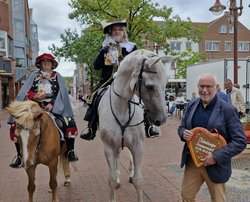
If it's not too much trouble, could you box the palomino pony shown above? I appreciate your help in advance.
[98,49,175,202]
[6,100,70,202]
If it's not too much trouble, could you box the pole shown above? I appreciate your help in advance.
[232,0,238,84]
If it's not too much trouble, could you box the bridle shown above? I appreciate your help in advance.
[109,56,158,148]
[16,120,41,168]
[16,121,40,131]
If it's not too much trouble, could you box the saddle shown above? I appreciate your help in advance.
[84,87,108,122]
[53,115,67,134]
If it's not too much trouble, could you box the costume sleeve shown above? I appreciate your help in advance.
[93,47,108,70]
[26,89,36,100]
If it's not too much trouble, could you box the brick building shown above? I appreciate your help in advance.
[169,12,250,60]
[0,0,38,109]
[197,11,250,60]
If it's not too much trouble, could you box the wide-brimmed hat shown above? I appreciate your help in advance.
[101,19,127,34]
[35,53,58,69]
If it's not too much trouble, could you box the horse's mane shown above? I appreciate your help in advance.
[7,100,42,129]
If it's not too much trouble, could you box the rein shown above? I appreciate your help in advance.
[109,84,144,149]
[16,120,41,167]
[110,57,157,149]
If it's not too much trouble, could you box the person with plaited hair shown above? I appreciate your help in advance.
[80,18,160,141]
[8,53,79,168]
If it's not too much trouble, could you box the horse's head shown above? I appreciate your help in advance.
[6,101,43,169]
[121,49,177,126]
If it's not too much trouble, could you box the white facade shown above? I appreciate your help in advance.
[168,37,199,53]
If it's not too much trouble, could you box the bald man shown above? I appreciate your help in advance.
[178,73,246,202]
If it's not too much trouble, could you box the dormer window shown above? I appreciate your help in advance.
[229,25,234,33]
[219,25,227,33]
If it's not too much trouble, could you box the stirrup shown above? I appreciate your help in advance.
[9,155,22,168]
[147,126,159,138]
[66,150,79,162]
[80,127,94,140]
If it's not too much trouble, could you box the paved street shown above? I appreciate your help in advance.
[0,100,250,202]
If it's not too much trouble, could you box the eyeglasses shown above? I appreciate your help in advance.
[198,85,215,90]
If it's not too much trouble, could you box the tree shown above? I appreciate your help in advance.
[49,29,104,89]
[174,48,206,79]
[50,0,206,88]
[68,0,205,44]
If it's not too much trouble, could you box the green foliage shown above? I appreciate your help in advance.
[49,28,104,88]
[68,0,205,45]
[172,48,205,79]
[50,0,207,88]
[64,77,73,88]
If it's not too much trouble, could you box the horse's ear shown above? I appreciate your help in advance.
[160,56,178,69]
[146,56,178,68]
[34,111,43,121]
[31,105,43,121]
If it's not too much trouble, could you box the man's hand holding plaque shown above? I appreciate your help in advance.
[187,127,227,167]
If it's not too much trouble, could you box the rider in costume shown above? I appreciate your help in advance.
[8,53,79,168]
[80,19,159,141]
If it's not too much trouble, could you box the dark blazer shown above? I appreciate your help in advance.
[178,95,247,183]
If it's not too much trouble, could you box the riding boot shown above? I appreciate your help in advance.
[80,106,98,141]
[65,137,78,162]
[144,112,159,138]
[9,143,22,168]
[80,118,97,141]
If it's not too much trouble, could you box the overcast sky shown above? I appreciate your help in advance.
[29,0,250,77]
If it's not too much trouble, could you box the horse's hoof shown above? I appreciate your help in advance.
[115,183,120,189]
[129,177,133,184]
[64,181,71,186]
[48,188,52,193]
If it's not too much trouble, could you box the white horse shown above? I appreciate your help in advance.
[98,49,175,202]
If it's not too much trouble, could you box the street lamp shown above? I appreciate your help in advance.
[209,0,243,84]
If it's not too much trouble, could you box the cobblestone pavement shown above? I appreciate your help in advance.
[0,100,249,202]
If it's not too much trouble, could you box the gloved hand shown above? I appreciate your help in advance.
[102,37,116,48]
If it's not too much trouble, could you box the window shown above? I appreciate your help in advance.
[205,41,220,51]
[186,42,192,49]
[219,25,227,33]
[238,42,249,52]
[13,0,23,13]
[0,30,7,56]
[170,41,181,52]
[224,41,232,52]
[15,47,25,67]
[229,25,234,33]
[14,19,25,42]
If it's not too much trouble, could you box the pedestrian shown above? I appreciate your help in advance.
[80,18,159,141]
[224,79,245,118]
[68,91,75,107]
[167,92,186,116]
[191,92,197,100]
[216,84,229,102]
[178,73,247,201]
[8,53,79,168]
